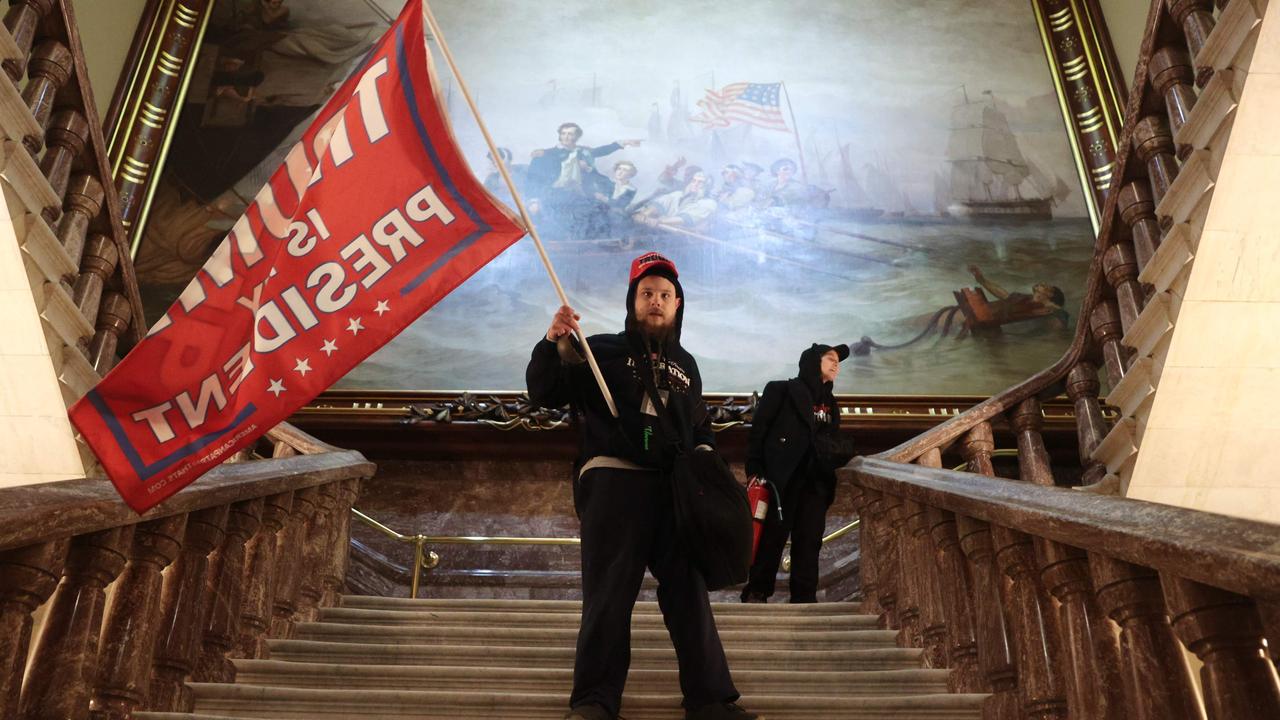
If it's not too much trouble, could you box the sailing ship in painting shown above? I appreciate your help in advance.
[945,89,1072,221]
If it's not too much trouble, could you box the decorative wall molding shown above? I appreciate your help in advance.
[1031,0,1129,232]
[297,390,1108,449]
[105,0,214,254]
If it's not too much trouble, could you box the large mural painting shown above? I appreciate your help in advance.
[134,0,1095,395]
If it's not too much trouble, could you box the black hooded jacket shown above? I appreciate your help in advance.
[745,343,853,505]
[526,276,713,473]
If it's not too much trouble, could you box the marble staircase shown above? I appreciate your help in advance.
[136,595,985,720]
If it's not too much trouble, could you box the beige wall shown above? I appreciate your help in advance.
[1127,1,1280,523]
[1098,0,1151,90]
[0,183,88,487]
[70,0,149,122]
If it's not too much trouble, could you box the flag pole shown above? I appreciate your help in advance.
[780,81,809,184]
[419,0,618,418]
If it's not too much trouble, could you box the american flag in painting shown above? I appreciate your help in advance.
[690,82,789,132]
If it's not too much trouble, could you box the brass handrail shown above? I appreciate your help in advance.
[821,517,860,545]
[351,508,440,599]
[354,507,865,595]
[351,508,580,598]
[781,517,860,572]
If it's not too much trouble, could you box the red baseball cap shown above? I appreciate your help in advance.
[629,252,679,284]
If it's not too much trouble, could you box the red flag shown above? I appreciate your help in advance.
[70,0,524,512]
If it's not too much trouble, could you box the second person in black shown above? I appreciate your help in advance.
[741,342,853,604]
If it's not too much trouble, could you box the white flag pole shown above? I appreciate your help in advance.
[419,0,618,418]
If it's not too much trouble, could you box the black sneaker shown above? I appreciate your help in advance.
[564,704,613,720]
[740,591,767,604]
[685,701,762,720]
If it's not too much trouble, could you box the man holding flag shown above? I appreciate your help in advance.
[72,4,755,719]
[528,253,760,720]
[71,0,525,512]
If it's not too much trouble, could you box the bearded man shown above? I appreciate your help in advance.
[526,253,759,720]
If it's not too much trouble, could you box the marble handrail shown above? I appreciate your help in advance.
[848,457,1280,597]
[845,453,1280,719]
[0,449,373,553]
[0,420,371,716]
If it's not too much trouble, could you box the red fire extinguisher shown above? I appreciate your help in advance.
[747,476,771,562]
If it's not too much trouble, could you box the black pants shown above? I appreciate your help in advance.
[570,467,738,717]
[742,469,830,603]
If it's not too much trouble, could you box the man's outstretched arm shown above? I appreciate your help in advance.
[967,264,1009,299]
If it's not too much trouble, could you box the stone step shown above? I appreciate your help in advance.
[400,584,791,603]
[293,621,900,651]
[266,639,925,671]
[339,595,866,616]
[137,715,250,720]
[231,659,950,695]
[318,606,883,630]
[190,685,986,719]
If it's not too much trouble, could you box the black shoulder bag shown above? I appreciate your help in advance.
[635,357,752,591]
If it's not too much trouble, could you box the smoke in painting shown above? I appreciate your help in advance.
[136,0,1094,395]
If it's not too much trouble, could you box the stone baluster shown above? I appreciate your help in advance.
[1165,0,1217,84]
[149,505,229,712]
[19,528,131,720]
[21,41,73,151]
[1089,555,1205,720]
[91,514,188,720]
[322,479,361,607]
[865,490,899,629]
[912,450,950,668]
[1149,46,1198,158]
[0,541,66,719]
[905,498,947,663]
[985,406,1069,719]
[1066,362,1109,486]
[196,498,263,684]
[89,291,132,375]
[1132,115,1179,211]
[1163,578,1280,720]
[963,422,996,476]
[1011,399,1053,488]
[850,488,880,618]
[883,491,920,648]
[992,525,1069,719]
[1,0,54,82]
[1090,301,1130,387]
[1117,182,1162,273]
[923,446,982,692]
[958,423,1019,720]
[1104,242,1145,336]
[72,234,119,330]
[39,110,90,205]
[295,483,340,622]
[270,486,319,638]
[57,174,104,270]
[1037,541,1125,720]
[236,492,292,659]
[1014,400,1124,719]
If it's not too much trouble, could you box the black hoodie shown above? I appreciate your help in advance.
[526,269,713,473]
[745,343,852,505]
